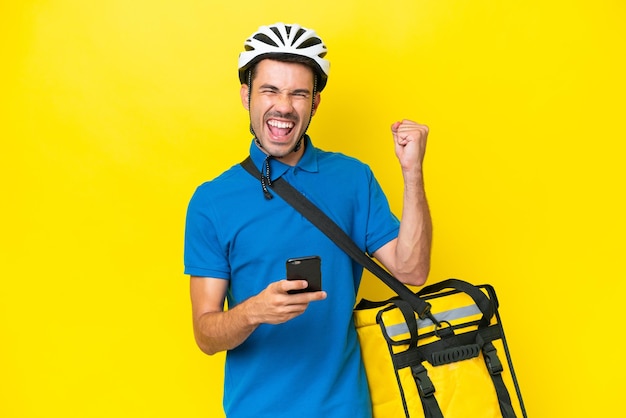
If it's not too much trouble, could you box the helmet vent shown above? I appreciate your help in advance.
[252,33,278,48]
[291,28,307,44]
[300,37,323,52]
[269,26,285,44]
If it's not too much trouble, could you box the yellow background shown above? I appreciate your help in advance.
[2,1,624,417]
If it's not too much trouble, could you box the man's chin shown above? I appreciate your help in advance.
[271,149,293,159]
[259,140,295,158]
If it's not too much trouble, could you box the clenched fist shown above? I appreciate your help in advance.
[391,119,429,172]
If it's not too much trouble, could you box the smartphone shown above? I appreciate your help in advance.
[286,256,322,294]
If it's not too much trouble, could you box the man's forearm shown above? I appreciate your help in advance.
[193,300,259,356]
[394,170,432,285]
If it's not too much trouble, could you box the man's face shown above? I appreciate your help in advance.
[241,59,320,166]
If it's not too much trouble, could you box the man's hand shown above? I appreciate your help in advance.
[245,279,327,326]
[391,119,429,172]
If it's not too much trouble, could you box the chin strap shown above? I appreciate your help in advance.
[260,154,274,200]
[256,136,306,200]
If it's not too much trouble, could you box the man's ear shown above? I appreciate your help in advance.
[311,92,321,116]
[240,84,250,110]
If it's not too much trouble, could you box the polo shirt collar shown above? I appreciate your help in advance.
[248,135,319,181]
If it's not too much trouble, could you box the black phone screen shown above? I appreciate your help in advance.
[286,256,322,293]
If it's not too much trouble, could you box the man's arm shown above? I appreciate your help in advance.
[373,119,432,287]
[190,276,327,355]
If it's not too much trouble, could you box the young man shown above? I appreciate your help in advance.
[184,23,432,418]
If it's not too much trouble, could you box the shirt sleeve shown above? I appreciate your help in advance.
[364,168,400,256]
[183,184,231,279]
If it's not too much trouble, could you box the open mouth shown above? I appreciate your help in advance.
[267,119,295,138]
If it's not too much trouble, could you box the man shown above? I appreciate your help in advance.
[184,22,432,418]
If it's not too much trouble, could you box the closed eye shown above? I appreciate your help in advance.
[259,86,280,95]
[291,90,311,99]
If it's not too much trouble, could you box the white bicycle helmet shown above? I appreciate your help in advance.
[238,23,330,91]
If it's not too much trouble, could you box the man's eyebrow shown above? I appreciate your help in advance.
[258,84,311,94]
[258,84,280,91]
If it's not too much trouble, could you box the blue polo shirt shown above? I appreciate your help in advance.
[184,136,400,418]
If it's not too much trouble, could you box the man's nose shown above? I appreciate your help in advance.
[274,93,294,111]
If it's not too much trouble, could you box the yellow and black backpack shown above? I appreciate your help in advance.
[354,278,527,417]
